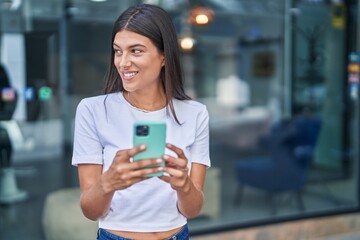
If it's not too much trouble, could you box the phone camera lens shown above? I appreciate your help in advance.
[136,125,149,136]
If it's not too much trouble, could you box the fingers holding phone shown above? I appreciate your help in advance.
[105,146,164,191]
[160,143,190,191]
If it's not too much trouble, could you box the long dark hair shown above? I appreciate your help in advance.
[104,4,191,124]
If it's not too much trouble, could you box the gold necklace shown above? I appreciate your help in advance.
[125,92,166,113]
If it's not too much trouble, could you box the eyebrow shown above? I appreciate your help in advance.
[113,43,146,49]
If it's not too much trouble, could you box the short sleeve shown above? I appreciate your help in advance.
[190,106,211,167]
[72,99,103,166]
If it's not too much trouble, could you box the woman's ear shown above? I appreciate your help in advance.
[161,57,165,67]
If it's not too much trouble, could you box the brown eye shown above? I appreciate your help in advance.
[132,49,142,54]
[114,50,122,55]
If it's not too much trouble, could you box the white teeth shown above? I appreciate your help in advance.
[123,72,137,78]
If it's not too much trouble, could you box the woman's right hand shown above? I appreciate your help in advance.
[103,144,164,192]
[78,144,163,220]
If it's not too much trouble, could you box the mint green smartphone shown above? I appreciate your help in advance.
[133,121,166,177]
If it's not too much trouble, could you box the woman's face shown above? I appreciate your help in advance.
[113,30,165,93]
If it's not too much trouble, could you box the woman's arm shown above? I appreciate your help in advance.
[174,105,210,218]
[78,146,165,221]
[78,164,114,221]
[177,163,206,219]
[160,144,207,219]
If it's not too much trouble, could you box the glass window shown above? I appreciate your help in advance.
[188,0,360,233]
[0,0,359,239]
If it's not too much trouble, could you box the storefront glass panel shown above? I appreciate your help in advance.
[0,0,359,238]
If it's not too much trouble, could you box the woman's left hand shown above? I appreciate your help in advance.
[159,143,190,192]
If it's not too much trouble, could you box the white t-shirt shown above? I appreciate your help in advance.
[72,92,210,232]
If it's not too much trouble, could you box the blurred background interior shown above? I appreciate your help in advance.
[0,0,360,239]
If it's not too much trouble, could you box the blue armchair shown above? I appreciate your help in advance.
[234,115,321,214]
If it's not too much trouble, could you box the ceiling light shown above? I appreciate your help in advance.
[195,14,209,25]
[179,37,196,51]
[188,5,214,26]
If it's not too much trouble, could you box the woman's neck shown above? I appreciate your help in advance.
[124,90,166,112]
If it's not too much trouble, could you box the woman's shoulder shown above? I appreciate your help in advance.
[172,99,209,126]
[173,98,207,112]
[78,93,118,107]
[172,99,208,124]
[75,93,121,116]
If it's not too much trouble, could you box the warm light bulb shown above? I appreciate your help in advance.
[180,37,195,50]
[195,14,209,25]
[188,6,214,25]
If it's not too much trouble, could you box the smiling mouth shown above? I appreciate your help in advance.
[122,71,138,80]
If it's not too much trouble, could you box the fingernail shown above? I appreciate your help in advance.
[156,158,163,163]
[140,144,146,150]
[163,155,169,160]
[158,167,164,171]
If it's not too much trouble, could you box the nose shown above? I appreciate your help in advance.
[119,53,131,68]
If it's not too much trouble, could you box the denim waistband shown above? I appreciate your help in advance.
[97,224,189,240]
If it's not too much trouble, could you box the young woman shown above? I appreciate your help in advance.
[72,4,210,240]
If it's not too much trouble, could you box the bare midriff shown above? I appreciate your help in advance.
[107,226,183,240]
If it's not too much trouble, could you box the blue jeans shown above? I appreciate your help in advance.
[96,224,189,240]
